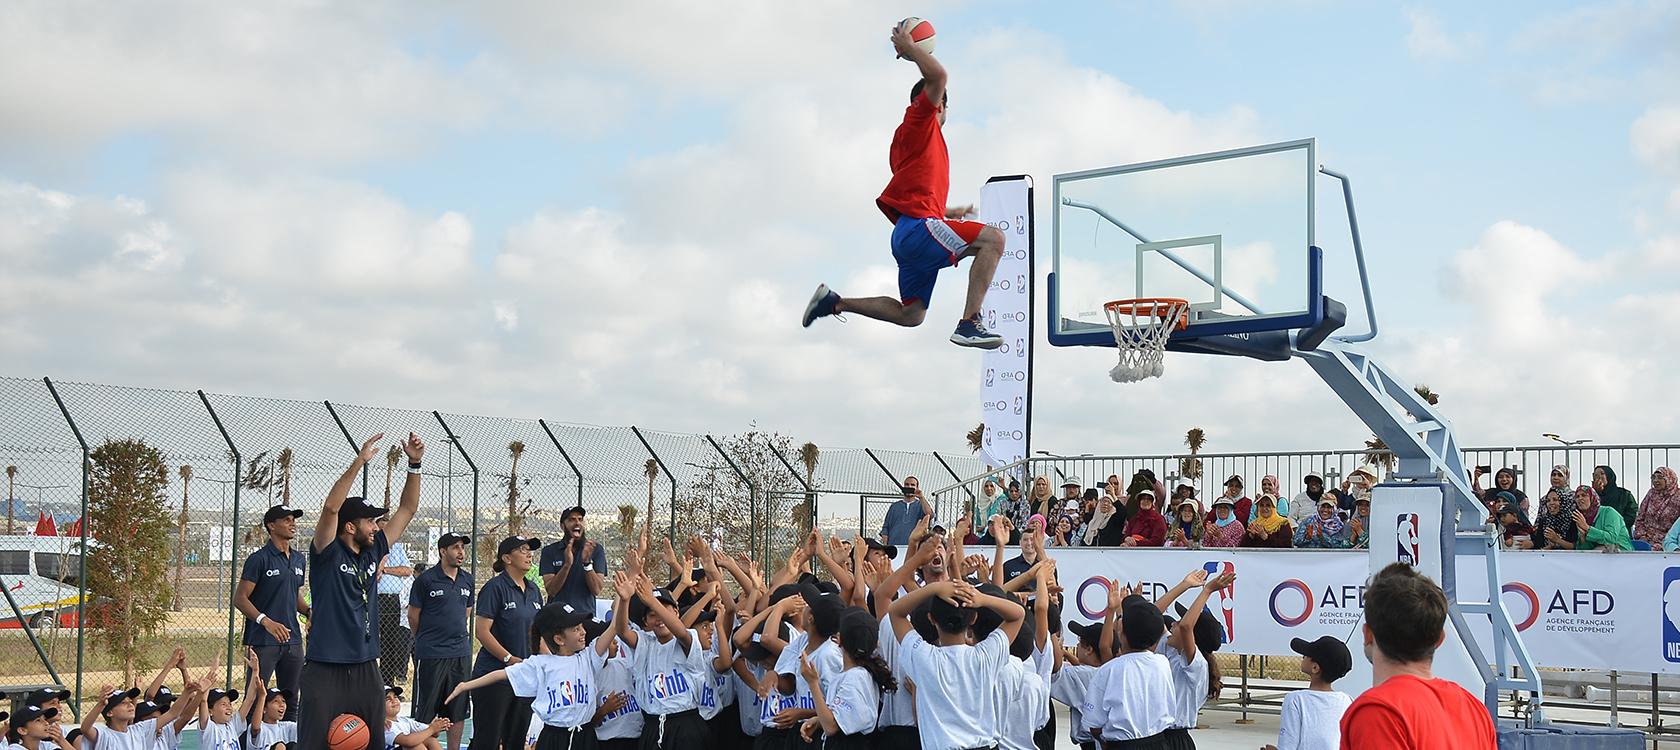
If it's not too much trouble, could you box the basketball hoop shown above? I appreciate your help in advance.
[1102,298,1190,383]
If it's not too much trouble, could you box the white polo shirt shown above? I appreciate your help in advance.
[899,629,1010,750]
[1079,651,1176,741]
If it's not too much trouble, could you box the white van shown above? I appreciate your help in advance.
[0,535,87,630]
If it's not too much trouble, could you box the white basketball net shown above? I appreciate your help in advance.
[1103,298,1189,383]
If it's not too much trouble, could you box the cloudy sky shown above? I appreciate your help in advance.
[2,1,1677,460]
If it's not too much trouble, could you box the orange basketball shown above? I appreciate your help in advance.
[326,713,369,750]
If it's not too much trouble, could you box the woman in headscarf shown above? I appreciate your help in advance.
[1635,467,1680,547]
[1493,492,1534,550]
[1241,495,1293,548]
[1556,485,1632,551]
[1204,475,1252,528]
[1331,465,1378,514]
[1261,474,1286,518]
[1591,466,1638,531]
[1545,465,1576,509]
[1201,498,1246,548]
[979,476,1005,520]
[1028,475,1056,521]
[1083,492,1124,547]
[1119,489,1167,547]
[1348,496,1371,549]
[1048,514,1079,547]
[1165,499,1204,549]
[1532,489,1578,550]
[1293,496,1347,549]
[1002,481,1031,531]
[1472,467,1530,516]
[1289,473,1327,527]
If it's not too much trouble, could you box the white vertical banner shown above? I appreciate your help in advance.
[977,176,1032,469]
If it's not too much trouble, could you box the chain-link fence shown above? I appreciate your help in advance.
[0,376,987,716]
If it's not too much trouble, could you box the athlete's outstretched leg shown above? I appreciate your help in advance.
[802,285,926,327]
[960,225,1006,320]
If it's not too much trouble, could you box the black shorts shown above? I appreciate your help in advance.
[412,656,471,723]
[533,724,596,750]
[297,660,383,750]
[874,725,920,750]
[1101,727,1194,750]
[753,726,789,750]
[638,709,707,750]
[597,739,638,750]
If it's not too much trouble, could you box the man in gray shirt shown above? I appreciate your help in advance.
[879,475,933,546]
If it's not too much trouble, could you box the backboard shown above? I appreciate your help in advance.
[1049,139,1329,358]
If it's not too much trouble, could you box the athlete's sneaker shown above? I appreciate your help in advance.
[802,284,842,328]
[950,314,1004,349]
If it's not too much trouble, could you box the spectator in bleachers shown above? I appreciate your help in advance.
[1533,489,1578,550]
[1592,466,1639,531]
[1261,475,1286,517]
[1636,467,1680,548]
[1494,495,1534,550]
[1349,497,1370,549]
[1102,474,1124,505]
[1029,475,1056,520]
[1331,466,1378,515]
[1471,467,1529,517]
[1170,481,1199,513]
[1205,475,1251,528]
[1202,498,1246,548]
[1243,496,1293,548]
[1293,497,1347,549]
[1545,465,1575,509]
[1084,493,1126,547]
[1080,488,1099,525]
[1060,476,1083,512]
[1558,485,1632,552]
[1119,489,1167,547]
[1165,499,1204,549]
[1048,515,1079,547]
[979,477,1004,519]
[1003,481,1031,531]
[1289,473,1326,527]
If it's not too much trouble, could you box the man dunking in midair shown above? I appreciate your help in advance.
[803,20,1006,349]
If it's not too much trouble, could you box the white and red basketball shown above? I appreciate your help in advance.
[899,17,936,55]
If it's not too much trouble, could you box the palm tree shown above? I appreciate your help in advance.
[1366,385,1439,474]
[796,442,819,537]
[383,445,402,509]
[643,459,659,546]
[1180,428,1206,482]
[507,441,526,535]
[171,465,192,611]
[966,422,985,454]
[275,448,295,507]
[5,465,15,535]
[617,504,639,544]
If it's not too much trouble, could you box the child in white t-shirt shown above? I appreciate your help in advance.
[195,649,265,750]
[1079,587,1179,748]
[888,579,1025,750]
[1151,568,1237,735]
[1264,635,1353,750]
[993,566,1055,750]
[796,607,893,749]
[594,638,642,750]
[614,573,709,748]
[382,686,447,750]
[1056,620,1108,750]
[247,689,297,750]
[446,602,617,749]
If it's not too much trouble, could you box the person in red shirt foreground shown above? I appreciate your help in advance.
[1340,563,1497,749]
[802,19,1008,350]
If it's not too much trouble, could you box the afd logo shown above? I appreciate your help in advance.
[1396,513,1420,567]
[1663,568,1680,662]
[1073,576,1174,619]
[1268,580,1366,627]
[1504,581,1616,634]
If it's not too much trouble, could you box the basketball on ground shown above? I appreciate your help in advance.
[326,714,369,750]
[899,17,935,54]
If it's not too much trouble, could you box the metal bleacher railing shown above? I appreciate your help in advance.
[0,375,988,718]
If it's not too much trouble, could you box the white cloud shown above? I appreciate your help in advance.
[1632,106,1680,173]
[492,302,519,332]
[1405,8,1477,61]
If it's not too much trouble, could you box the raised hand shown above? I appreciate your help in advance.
[402,432,425,463]
[1208,570,1236,590]
[1106,580,1124,610]
[171,646,187,667]
[799,653,819,684]
[1573,511,1590,534]
[244,646,260,671]
[613,572,635,602]
[426,718,450,736]
[357,433,386,463]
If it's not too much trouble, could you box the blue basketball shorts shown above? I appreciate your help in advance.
[891,215,986,307]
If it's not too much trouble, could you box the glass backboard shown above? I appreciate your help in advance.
[1050,139,1323,348]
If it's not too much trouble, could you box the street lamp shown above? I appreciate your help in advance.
[1541,433,1592,447]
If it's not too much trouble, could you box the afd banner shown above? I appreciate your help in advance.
[968,547,1680,674]
[977,176,1032,469]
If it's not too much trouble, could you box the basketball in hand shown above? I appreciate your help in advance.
[899,17,936,54]
[326,714,369,750]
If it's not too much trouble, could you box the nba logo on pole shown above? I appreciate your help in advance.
[1202,561,1235,643]
[1664,567,1680,663]
[1396,513,1420,567]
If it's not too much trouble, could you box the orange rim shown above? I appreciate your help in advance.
[1104,297,1190,331]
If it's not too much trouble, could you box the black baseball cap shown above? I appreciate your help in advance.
[207,688,239,706]
[584,618,611,641]
[263,505,305,525]
[1067,620,1105,650]
[25,687,70,705]
[100,688,140,716]
[385,684,403,698]
[265,688,290,703]
[1291,635,1353,682]
[536,602,594,635]
[561,505,587,520]
[863,538,899,560]
[11,705,58,726]
[134,700,163,720]
[336,497,386,523]
[436,532,471,549]
[493,536,541,572]
[151,686,177,708]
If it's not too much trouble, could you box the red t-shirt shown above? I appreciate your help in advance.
[876,91,949,223]
[1339,674,1496,750]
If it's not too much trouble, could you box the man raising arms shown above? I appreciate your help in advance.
[803,19,1007,349]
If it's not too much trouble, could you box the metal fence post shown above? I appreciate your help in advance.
[1237,654,1253,724]
[768,440,812,565]
[432,412,479,581]
[199,390,242,687]
[931,451,976,517]
[704,434,757,558]
[630,427,677,541]
[323,401,367,496]
[43,377,89,717]
[536,420,585,509]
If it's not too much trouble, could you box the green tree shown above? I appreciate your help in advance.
[88,438,174,684]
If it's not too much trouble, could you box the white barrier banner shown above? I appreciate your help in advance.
[968,546,1680,674]
[977,176,1032,468]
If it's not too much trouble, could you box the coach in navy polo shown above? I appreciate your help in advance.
[539,504,606,615]
[407,531,473,750]
[297,431,425,750]
[233,503,310,721]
